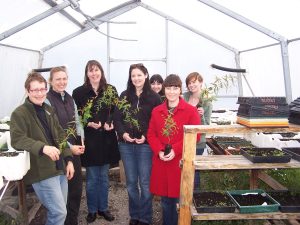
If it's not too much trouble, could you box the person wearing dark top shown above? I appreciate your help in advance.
[72,60,119,223]
[114,63,162,225]
[10,72,74,225]
[46,66,85,225]
[150,74,164,97]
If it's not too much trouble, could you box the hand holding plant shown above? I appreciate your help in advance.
[162,112,178,156]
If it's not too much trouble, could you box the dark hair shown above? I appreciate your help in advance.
[126,63,151,96]
[84,60,107,92]
[150,74,163,84]
[25,72,47,91]
[164,74,182,88]
[49,66,67,85]
[185,72,203,88]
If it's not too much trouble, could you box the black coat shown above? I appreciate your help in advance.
[72,84,120,167]
[113,89,162,142]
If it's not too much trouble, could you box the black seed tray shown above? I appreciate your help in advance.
[267,191,300,213]
[241,148,291,163]
[282,148,300,162]
[237,104,289,118]
[193,191,236,213]
[237,97,287,105]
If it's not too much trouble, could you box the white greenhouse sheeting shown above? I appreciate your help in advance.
[1,0,300,118]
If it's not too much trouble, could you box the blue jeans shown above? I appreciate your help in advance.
[86,164,110,213]
[119,143,153,224]
[32,175,68,225]
[194,148,204,189]
[161,197,179,225]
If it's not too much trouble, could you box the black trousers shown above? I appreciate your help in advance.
[64,155,83,225]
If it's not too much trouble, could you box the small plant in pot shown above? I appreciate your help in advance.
[162,112,178,156]
[79,98,94,126]
[56,125,77,170]
[116,96,141,139]
[95,85,119,126]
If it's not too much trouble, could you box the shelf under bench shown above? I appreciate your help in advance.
[190,205,300,220]
[194,155,300,170]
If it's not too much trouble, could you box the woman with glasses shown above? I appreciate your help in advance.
[46,66,85,225]
[183,72,212,190]
[72,60,119,223]
[147,74,200,225]
[10,72,74,225]
[114,63,161,225]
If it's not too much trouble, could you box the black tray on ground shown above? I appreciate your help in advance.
[267,191,300,213]
[237,97,287,105]
[241,148,291,163]
[193,191,236,213]
[282,148,300,161]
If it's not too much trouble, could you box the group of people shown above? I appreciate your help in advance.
[10,60,212,225]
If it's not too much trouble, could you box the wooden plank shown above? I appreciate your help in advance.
[118,160,126,184]
[191,203,300,220]
[28,202,42,224]
[194,155,300,170]
[184,124,300,134]
[250,169,259,189]
[258,171,288,190]
[18,180,28,225]
[179,132,197,225]
[288,219,300,225]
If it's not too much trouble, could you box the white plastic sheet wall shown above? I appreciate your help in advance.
[0,45,40,118]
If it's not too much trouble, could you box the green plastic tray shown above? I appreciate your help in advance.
[227,189,280,213]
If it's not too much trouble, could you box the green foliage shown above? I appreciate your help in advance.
[95,85,118,114]
[79,98,94,126]
[161,113,178,143]
[200,74,236,106]
[266,168,300,192]
[58,123,76,152]
[116,96,140,131]
[0,212,17,225]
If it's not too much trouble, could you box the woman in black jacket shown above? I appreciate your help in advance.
[72,60,119,223]
[114,63,161,225]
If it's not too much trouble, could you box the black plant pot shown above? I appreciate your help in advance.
[55,155,64,170]
[164,144,172,156]
[106,114,113,127]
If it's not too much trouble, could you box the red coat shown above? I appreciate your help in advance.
[147,98,200,198]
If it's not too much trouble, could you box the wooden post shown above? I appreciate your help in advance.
[178,132,197,225]
[119,160,126,184]
[250,169,259,189]
[18,180,28,225]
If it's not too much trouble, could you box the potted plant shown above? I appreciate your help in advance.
[116,96,141,139]
[95,85,119,126]
[193,190,236,213]
[162,113,178,155]
[56,125,77,170]
[79,98,94,126]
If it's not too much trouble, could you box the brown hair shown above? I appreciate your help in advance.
[185,72,203,88]
[49,66,67,84]
[25,72,47,91]
[84,60,107,92]
[163,74,182,88]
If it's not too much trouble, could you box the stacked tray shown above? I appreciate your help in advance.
[237,97,289,128]
[289,97,300,125]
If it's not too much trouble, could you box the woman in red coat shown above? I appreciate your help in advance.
[147,74,200,225]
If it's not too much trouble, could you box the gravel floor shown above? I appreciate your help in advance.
[29,168,163,225]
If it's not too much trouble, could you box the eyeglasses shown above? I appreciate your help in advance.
[29,88,48,94]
